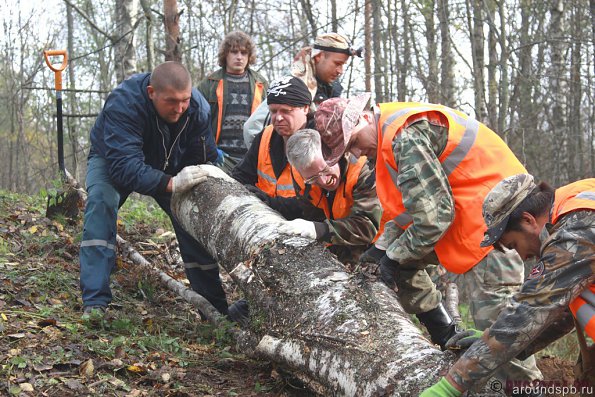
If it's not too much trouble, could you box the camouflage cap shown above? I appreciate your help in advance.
[481,174,537,247]
[314,92,371,166]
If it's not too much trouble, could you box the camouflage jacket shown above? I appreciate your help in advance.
[380,119,451,263]
[448,209,595,390]
[308,155,381,246]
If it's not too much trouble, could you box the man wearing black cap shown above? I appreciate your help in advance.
[232,75,325,223]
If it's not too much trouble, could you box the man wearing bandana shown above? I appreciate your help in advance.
[314,96,543,386]
[422,174,595,396]
[243,32,360,149]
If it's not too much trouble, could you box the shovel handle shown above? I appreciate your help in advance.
[43,50,68,91]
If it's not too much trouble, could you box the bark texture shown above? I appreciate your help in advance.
[171,165,453,396]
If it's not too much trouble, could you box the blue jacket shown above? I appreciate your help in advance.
[89,72,218,196]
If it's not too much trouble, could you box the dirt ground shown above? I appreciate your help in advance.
[0,193,584,396]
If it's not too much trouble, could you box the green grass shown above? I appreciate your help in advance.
[118,194,172,233]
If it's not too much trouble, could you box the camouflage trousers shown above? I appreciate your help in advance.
[379,223,542,383]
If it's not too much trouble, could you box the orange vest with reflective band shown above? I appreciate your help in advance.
[295,155,367,220]
[256,125,304,198]
[215,79,264,143]
[553,179,595,338]
[375,102,527,274]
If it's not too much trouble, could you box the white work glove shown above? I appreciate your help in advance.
[278,219,316,239]
[172,165,208,193]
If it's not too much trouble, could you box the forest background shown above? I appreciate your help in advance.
[1,0,594,195]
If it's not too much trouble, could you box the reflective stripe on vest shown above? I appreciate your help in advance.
[214,78,265,143]
[295,155,366,220]
[255,125,304,198]
[570,285,595,340]
[375,102,527,273]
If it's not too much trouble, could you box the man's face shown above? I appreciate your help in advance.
[268,103,309,137]
[226,47,249,75]
[297,155,341,191]
[345,117,377,159]
[314,51,349,84]
[148,85,191,124]
[497,214,543,261]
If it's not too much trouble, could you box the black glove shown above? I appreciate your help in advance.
[227,298,250,327]
[359,245,386,264]
[244,184,271,204]
[445,328,483,350]
[378,255,399,289]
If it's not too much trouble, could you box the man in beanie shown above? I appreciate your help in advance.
[243,32,361,148]
[314,96,543,384]
[281,128,381,262]
[232,75,325,222]
[422,175,595,396]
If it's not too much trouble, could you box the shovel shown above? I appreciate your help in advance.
[44,49,82,220]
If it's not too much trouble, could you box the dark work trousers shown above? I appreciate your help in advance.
[79,155,229,314]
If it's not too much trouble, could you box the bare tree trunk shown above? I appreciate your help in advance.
[486,1,498,130]
[164,0,182,62]
[66,4,79,179]
[437,0,455,107]
[497,0,510,140]
[421,0,438,103]
[466,0,487,122]
[114,0,138,82]
[568,3,583,180]
[395,0,412,102]
[330,0,338,32]
[170,166,453,396]
[139,0,154,71]
[299,0,318,38]
[591,0,595,72]
[364,0,372,92]
[548,0,568,185]
[372,0,384,101]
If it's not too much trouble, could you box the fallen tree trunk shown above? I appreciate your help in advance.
[171,165,454,396]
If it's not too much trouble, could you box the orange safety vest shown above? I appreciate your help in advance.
[375,102,527,274]
[553,179,595,338]
[255,125,304,198]
[294,155,367,220]
[215,79,264,143]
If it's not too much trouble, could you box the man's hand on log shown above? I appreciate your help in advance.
[359,245,386,264]
[445,328,483,350]
[172,166,208,193]
[378,255,399,289]
[279,218,316,239]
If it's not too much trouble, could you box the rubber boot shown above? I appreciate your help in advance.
[416,303,458,350]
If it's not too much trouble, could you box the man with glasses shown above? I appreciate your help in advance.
[281,128,381,261]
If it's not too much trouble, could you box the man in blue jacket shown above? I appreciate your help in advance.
[79,62,229,316]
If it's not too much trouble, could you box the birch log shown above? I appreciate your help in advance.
[171,165,454,396]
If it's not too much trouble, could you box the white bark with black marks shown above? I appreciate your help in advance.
[171,165,454,396]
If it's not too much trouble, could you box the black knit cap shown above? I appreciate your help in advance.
[267,75,312,107]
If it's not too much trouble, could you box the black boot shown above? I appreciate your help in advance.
[416,303,458,350]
